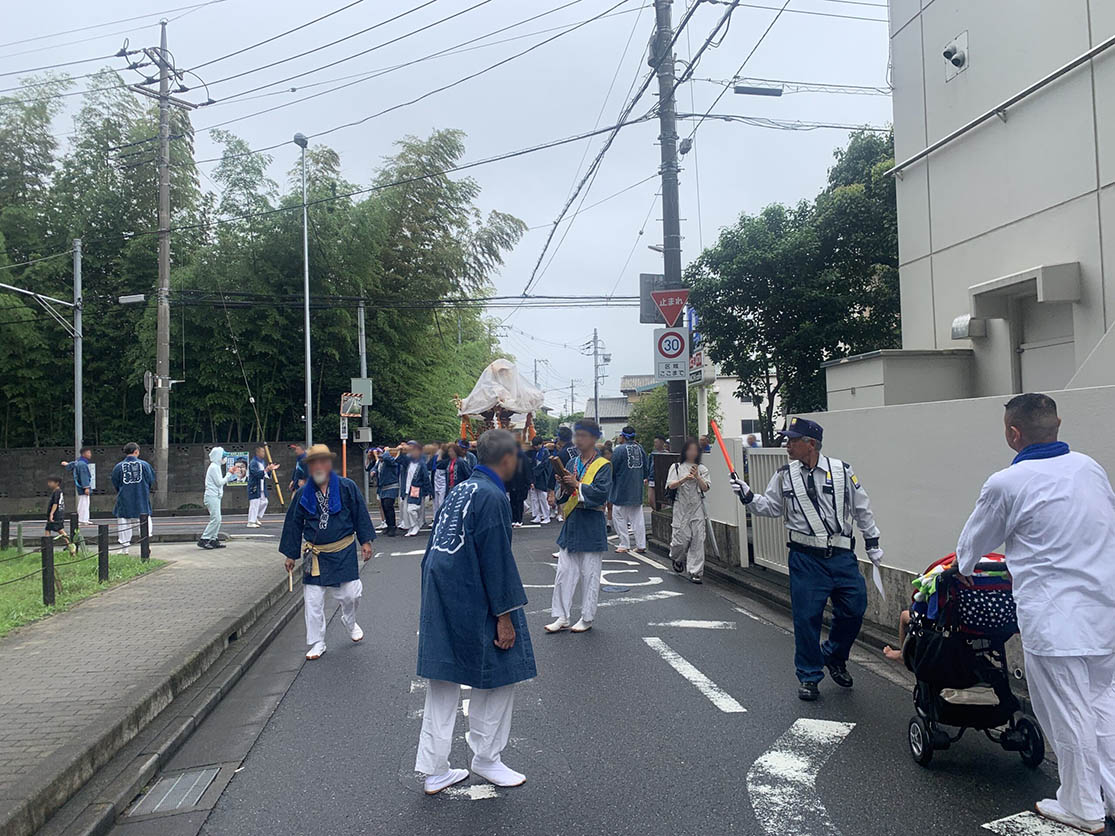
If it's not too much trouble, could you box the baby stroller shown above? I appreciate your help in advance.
[903,556,1045,767]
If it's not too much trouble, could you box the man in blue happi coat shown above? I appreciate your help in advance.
[111,442,156,554]
[246,445,279,528]
[288,443,308,493]
[398,440,432,537]
[280,444,376,660]
[527,436,555,525]
[61,446,94,526]
[415,429,537,795]
[371,446,401,536]
[608,425,649,554]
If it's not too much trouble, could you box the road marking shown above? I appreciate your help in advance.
[599,568,662,587]
[528,589,682,615]
[444,784,499,801]
[747,718,855,836]
[733,606,792,636]
[410,679,427,693]
[642,637,746,713]
[626,551,664,569]
[647,620,736,630]
[389,549,426,556]
[522,583,555,589]
[982,812,1087,835]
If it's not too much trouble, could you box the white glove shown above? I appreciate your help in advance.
[730,477,751,496]
[867,547,884,567]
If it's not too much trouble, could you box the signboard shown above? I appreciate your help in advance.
[654,327,689,381]
[689,348,704,384]
[639,273,667,324]
[340,392,363,417]
[651,289,689,328]
[349,377,373,405]
[223,451,249,486]
[339,416,349,441]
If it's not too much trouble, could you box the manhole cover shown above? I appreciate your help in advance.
[601,585,630,593]
[129,766,220,816]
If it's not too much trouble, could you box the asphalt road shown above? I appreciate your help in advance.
[110,522,1097,836]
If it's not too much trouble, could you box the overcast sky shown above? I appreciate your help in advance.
[5,0,893,414]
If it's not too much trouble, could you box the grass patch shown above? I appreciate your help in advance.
[0,538,164,638]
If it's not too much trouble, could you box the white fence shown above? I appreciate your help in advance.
[744,447,789,574]
[701,435,748,566]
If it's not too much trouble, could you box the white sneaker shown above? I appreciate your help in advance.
[544,618,569,633]
[306,641,327,660]
[571,618,593,633]
[424,768,469,795]
[120,547,130,555]
[471,759,525,788]
[1035,799,1104,834]
[350,623,364,643]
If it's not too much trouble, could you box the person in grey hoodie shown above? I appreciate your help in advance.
[200,447,237,549]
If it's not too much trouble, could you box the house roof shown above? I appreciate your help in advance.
[619,374,657,392]
[584,396,631,420]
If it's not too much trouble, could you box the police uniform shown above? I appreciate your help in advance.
[733,418,882,698]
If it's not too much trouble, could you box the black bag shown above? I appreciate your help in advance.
[905,628,981,689]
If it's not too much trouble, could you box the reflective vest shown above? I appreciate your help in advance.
[786,457,853,551]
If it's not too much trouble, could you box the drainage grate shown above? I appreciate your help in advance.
[129,766,220,816]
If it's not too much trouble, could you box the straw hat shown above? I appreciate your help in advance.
[303,443,336,464]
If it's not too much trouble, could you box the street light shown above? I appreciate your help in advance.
[294,132,312,446]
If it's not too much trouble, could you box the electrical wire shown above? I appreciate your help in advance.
[186,0,366,72]
[0,251,72,271]
[0,1,222,50]
[606,188,659,296]
[0,49,137,79]
[677,112,891,132]
[699,75,891,95]
[525,174,656,230]
[704,0,886,22]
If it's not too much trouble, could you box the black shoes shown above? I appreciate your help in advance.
[826,660,854,688]
[211,539,226,549]
[798,681,820,701]
[197,539,213,549]
[386,527,398,537]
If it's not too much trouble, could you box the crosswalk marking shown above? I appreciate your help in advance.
[982,812,1088,835]
[647,620,736,630]
[747,719,855,836]
[642,637,746,713]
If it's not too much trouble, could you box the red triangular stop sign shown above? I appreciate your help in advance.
[651,289,689,327]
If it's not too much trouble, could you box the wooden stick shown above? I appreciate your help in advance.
[264,444,286,508]
[288,568,293,592]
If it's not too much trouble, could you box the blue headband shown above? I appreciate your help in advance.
[574,422,602,438]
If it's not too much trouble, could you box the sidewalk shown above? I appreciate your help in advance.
[0,536,290,836]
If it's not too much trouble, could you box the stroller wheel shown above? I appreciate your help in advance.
[1016,716,1045,768]
[908,716,934,766]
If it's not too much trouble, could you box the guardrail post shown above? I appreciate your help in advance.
[139,514,150,562]
[1,516,8,550]
[69,512,78,539]
[41,536,55,606]
[98,525,110,582]
[16,522,23,552]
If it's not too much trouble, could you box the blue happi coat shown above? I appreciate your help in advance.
[111,455,155,518]
[247,455,269,499]
[609,442,648,507]
[398,455,432,505]
[279,473,375,587]
[67,457,92,491]
[374,451,400,499]
[417,466,537,689]
[289,453,307,492]
[556,453,612,553]
[532,450,555,492]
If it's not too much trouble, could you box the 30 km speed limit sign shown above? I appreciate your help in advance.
[653,327,689,381]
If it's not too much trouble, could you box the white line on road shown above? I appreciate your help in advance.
[747,718,855,836]
[527,589,682,615]
[444,784,499,801]
[982,812,1087,835]
[388,549,426,556]
[642,637,746,713]
[733,606,792,636]
[647,620,737,630]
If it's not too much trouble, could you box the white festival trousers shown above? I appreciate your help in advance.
[551,549,603,624]
[612,504,646,550]
[528,488,550,523]
[414,679,516,776]
[400,500,423,535]
[75,493,91,525]
[117,517,152,548]
[1024,651,1115,822]
[247,496,269,524]
[303,579,363,646]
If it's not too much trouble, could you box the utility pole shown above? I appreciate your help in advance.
[592,327,600,423]
[653,0,688,452]
[569,379,575,419]
[357,300,369,503]
[533,359,539,388]
[72,238,82,454]
[153,20,172,509]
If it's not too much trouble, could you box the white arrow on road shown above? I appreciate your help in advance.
[747,718,856,836]
[982,812,1090,835]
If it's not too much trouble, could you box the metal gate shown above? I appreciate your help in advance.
[745,447,789,574]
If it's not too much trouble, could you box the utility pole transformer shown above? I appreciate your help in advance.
[653,0,689,453]
[154,20,172,509]
[73,239,82,454]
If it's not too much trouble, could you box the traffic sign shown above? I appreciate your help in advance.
[651,289,689,328]
[639,273,667,324]
[654,327,689,381]
[689,348,704,384]
[339,416,349,440]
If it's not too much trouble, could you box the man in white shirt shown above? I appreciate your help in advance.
[957,393,1115,834]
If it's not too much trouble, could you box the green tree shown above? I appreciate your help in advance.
[627,384,719,445]
[686,131,898,441]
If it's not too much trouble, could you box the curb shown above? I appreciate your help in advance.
[2,573,303,836]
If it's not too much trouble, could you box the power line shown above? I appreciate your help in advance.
[186,0,366,72]
[0,48,138,79]
[0,251,72,272]
[187,0,638,167]
[705,0,886,21]
[677,111,891,132]
[699,75,891,95]
[526,174,656,230]
[606,188,659,296]
[0,1,224,52]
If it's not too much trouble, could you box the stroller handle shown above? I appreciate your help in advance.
[943,560,1007,576]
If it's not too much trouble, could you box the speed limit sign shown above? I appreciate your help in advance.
[653,328,689,381]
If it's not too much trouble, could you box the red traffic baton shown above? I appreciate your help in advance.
[709,420,738,480]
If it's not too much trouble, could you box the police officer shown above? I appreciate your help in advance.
[730,417,883,701]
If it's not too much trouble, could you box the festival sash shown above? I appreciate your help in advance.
[301,533,355,577]
[561,455,609,518]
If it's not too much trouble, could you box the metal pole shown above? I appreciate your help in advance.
[654,0,688,453]
[300,143,313,446]
[154,20,172,509]
[41,537,55,607]
[139,514,151,562]
[97,524,109,582]
[357,299,369,503]
[73,238,82,454]
[592,328,600,423]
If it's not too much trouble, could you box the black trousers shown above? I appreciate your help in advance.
[380,497,397,530]
[509,491,528,524]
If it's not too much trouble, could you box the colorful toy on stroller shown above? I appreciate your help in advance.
[902,553,1045,767]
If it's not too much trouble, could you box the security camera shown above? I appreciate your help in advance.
[942,44,957,60]
[943,43,966,68]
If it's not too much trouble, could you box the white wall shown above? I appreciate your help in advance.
[803,384,1115,575]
